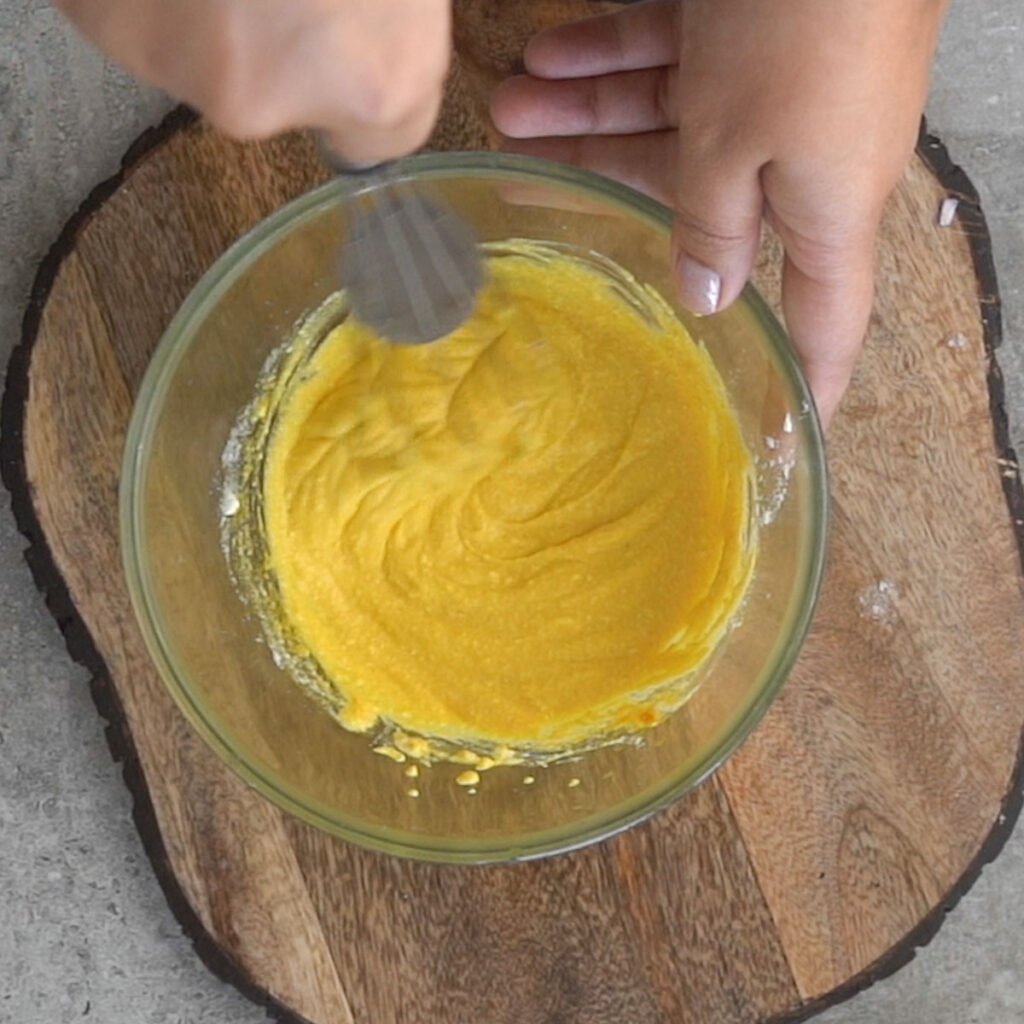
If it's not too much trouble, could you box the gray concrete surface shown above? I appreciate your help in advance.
[1,1,1021,1021]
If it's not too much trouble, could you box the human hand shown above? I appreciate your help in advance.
[492,0,947,425]
[54,0,451,165]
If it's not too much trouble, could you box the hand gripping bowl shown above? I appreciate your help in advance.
[120,153,827,864]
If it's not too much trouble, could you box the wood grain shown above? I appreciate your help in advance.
[3,2,1023,1022]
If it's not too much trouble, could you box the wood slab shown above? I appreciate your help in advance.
[3,2,1023,1021]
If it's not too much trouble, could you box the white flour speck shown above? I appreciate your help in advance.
[858,580,900,626]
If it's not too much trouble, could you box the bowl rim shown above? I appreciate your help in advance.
[120,151,829,864]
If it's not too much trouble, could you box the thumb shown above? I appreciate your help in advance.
[763,161,882,428]
[671,152,763,316]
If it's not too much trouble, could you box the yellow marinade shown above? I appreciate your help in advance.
[262,244,755,756]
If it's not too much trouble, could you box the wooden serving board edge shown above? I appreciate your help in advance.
[1,105,1020,1024]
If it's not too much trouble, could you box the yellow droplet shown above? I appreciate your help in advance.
[456,770,480,787]
[407,788,420,798]
[372,745,406,764]
[393,732,431,760]
[404,764,419,779]
[568,778,581,788]
[523,775,536,786]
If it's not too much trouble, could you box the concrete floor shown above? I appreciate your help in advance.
[1,2,1022,1021]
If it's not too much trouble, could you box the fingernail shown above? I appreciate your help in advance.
[675,254,721,317]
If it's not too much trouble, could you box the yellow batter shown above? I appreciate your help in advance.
[261,243,755,757]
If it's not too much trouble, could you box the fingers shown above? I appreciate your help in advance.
[492,66,677,139]
[524,0,679,79]
[55,0,217,91]
[500,132,677,204]
[762,160,884,427]
[671,151,763,317]
[53,0,451,163]
[775,224,877,428]
[304,0,452,164]
[319,95,445,167]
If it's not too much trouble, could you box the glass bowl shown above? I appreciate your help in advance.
[120,153,827,864]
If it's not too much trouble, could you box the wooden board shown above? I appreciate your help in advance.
[3,1,1023,1021]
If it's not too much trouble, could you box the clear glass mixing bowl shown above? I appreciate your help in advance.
[120,153,827,863]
